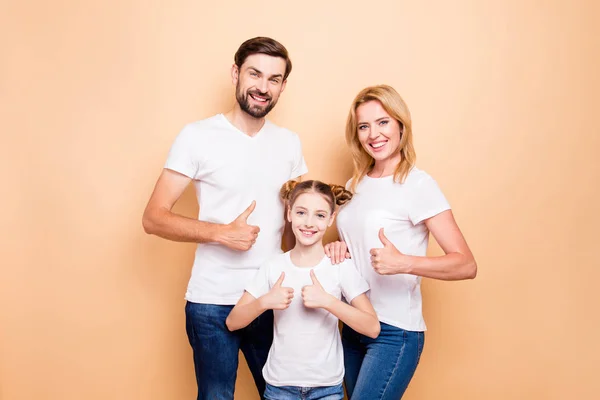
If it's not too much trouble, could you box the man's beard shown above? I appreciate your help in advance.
[236,84,277,119]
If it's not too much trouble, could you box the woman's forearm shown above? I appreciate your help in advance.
[403,252,477,280]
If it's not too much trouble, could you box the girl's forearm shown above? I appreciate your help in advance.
[324,298,380,339]
[226,298,267,331]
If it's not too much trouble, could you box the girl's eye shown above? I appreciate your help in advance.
[296,211,305,216]
[317,214,326,218]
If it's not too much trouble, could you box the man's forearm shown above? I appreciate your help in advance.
[143,207,224,243]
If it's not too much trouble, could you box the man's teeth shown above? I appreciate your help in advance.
[371,142,386,148]
[251,94,267,102]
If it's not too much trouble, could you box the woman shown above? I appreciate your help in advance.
[326,85,477,399]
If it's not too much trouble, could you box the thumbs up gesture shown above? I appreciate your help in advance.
[261,272,294,310]
[302,270,335,309]
[221,201,261,251]
[370,228,408,275]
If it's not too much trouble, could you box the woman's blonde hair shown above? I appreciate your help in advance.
[345,85,416,192]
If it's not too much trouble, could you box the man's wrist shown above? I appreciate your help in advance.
[210,224,227,244]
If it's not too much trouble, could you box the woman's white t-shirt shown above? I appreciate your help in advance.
[245,252,369,387]
[336,167,450,331]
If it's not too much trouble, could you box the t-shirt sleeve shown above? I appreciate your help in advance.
[339,260,369,303]
[163,124,201,179]
[408,174,451,225]
[290,134,308,179]
[245,262,272,299]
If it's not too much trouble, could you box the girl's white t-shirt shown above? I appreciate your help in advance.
[246,252,369,387]
[336,167,450,331]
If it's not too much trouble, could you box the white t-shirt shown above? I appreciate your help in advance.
[246,252,369,387]
[336,167,450,331]
[164,114,308,305]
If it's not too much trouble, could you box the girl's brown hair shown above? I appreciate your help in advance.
[279,180,352,213]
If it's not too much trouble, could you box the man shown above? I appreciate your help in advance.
[142,37,307,399]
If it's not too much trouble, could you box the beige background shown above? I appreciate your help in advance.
[2,0,599,399]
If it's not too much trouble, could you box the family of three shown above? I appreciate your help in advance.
[142,36,477,400]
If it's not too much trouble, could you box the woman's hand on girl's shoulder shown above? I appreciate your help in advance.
[325,241,351,265]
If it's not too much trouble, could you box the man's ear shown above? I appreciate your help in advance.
[231,64,239,85]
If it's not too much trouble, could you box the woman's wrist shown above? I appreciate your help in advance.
[395,254,415,274]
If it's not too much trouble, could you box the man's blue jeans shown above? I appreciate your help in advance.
[342,322,425,400]
[185,302,273,400]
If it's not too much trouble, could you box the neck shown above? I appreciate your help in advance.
[223,104,265,136]
[369,153,401,178]
[290,242,325,267]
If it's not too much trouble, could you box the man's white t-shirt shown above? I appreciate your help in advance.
[164,114,308,305]
[336,167,450,331]
[246,252,369,387]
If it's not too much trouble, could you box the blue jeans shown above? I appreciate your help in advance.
[342,322,425,400]
[264,383,344,400]
[185,302,274,400]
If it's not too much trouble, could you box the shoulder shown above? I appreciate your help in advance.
[171,116,220,148]
[337,258,359,274]
[264,120,301,143]
[264,252,288,268]
[403,166,437,187]
[180,114,225,137]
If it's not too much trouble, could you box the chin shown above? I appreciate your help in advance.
[296,239,319,247]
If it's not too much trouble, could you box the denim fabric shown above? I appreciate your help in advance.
[342,322,425,400]
[264,383,344,400]
[185,301,273,400]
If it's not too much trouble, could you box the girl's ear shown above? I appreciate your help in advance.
[286,206,292,222]
[328,211,336,227]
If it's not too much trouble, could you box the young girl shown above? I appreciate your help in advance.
[226,180,380,400]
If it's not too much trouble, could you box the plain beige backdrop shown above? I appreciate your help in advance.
[1,0,599,399]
